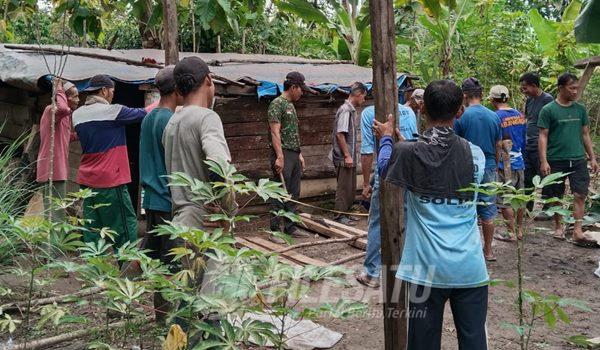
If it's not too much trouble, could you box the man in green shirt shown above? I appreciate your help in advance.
[268,72,311,243]
[538,73,598,246]
[139,66,181,322]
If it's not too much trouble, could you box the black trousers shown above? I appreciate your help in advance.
[408,283,488,350]
[524,149,541,211]
[141,209,176,270]
[269,149,302,234]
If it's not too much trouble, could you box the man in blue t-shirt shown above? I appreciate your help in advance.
[375,80,489,350]
[355,103,417,288]
[489,85,526,242]
[454,77,501,262]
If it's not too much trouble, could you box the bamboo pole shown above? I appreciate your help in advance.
[0,287,104,312]
[10,318,152,350]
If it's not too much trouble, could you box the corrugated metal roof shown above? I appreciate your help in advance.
[0,44,376,92]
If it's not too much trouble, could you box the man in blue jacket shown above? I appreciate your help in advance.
[375,80,489,349]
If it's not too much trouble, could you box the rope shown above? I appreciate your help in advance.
[278,172,369,217]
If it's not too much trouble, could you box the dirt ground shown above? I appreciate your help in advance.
[291,213,600,350]
[2,211,599,349]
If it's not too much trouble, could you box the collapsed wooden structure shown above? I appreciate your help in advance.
[0,44,417,211]
[236,213,368,268]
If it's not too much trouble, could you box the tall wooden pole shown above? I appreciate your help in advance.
[369,1,408,350]
[162,0,179,65]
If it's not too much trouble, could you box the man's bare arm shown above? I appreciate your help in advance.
[336,132,353,167]
[582,125,598,173]
[269,122,284,173]
[538,128,550,176]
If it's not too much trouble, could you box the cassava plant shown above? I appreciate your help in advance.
[468,172,592,350]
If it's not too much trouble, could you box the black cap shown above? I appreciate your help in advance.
[462,77,483,92]
[84,74,115,92]
[154,66,176,95]
[174,56,211,87]
[285,71,317,93]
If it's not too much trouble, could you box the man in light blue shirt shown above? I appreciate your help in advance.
[355,103,417,288]
[375,80,489,350]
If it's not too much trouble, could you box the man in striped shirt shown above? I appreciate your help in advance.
[72,74,148,255]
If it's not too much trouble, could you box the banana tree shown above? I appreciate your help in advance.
[417,0,476,77]
[275,0,371,65]
[528,0,583,68]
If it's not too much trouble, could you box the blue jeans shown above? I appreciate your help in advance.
[477,168,497,221]
[363,173,381,278]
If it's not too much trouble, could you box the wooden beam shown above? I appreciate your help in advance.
[162,0,179,65]
[577,63,596,100]
[300,215,367,250]
[370,0,408,349]
[236,237,301,267]
[244,236,328,267]
[574,55,600,69]
[300,213,367,237]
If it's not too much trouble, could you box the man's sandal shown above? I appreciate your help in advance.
[494,232,516,242]
[571,237,600,248]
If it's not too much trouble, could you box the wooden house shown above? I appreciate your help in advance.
[0,44,416,212]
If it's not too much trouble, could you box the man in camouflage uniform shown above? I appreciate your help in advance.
[268,72,311,243]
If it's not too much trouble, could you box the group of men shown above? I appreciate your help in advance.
[36,60,596,349]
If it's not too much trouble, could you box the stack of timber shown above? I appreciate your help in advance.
[236,212,368,268]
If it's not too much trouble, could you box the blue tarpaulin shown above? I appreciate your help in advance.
[257,74,410,102]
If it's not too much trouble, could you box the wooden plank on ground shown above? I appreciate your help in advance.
[245,236,328,267]
[300,215,367,250]
[236,237,301,267]
[300,213,368,237]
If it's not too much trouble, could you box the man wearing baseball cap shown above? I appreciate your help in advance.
[489,85,527,242]
[72,74,148,259]
[267,71,311,243]
[37,78,80,221]
[163,56,231,229]
[454,77,502,261]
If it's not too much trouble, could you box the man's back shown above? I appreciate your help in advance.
[163,105,231,226]
[384,128,489,287]
[72,100,145,188]
[496,108,526,170]
[454,104,501,169]
[140,107,173,212]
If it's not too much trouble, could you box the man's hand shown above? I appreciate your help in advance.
[373,114,395,138]
[540,161,551,177]
[590,159,599,174]
[299,153,306,172]
[275,156,284,174]
[362,184,372,200]
[344,155,354,167]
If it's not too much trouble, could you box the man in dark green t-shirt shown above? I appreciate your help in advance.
[267,72,312,243]
[538,73,598,246]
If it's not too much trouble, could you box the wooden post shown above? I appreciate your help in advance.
[162,0,179,65]
[576,63,596,100]
[370,1,408,350]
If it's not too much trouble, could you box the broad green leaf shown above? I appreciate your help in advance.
[528,9,559,55]
[276,0,329,24]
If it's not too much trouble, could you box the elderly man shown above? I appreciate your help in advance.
[331,82,367,225]
[37,79,79,221]
[406,88,425,132]
[72,74,147,253]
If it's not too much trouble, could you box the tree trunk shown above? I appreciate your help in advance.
[139,0,161,49]
[162,0,179,65]
[216,34,222,53]
[190,0,196,52]
[241,29,246,54]
[369,1,408,350]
